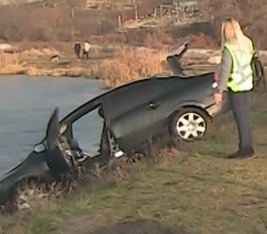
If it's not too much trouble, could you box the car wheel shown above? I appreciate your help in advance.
[14,181,49,210]
[170,108,209,143]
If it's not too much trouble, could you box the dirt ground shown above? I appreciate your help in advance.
[87,220,198,234]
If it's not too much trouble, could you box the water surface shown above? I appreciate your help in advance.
[0,75,104,175]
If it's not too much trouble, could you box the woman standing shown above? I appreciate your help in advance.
[82,41,90,60]
[215,18,255,159]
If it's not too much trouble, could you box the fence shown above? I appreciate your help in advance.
[117,0,203,29]
[85,0,136,10]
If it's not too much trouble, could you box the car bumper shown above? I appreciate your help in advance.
[206,97,231,118]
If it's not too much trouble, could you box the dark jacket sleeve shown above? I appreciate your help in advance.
[217,48,232,91]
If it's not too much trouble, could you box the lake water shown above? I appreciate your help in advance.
[0,75,105,176]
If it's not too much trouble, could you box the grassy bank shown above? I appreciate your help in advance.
[0,47,170,88]
[1,91,267,234]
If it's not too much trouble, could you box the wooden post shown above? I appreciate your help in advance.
[211,15,214,24]
[121,32,124,46]
[153,7,157,18]
[122,6,125,22]
[71,8,74,18]
[98,21,102,35]
[168,9,171,19]
[160,4,163,18]
[118,16,122,29]
[175,2,179,21]
[134,4,138,21]
[71,25,74,41]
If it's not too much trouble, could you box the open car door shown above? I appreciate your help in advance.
[45,107,71,174]
[45,107,59,151]
[166,41,189,76]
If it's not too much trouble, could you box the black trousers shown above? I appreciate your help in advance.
[228,90,253,150]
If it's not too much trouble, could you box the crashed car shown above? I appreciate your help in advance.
[0,42,231,211]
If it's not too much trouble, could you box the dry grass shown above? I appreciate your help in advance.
[20,47,60,59]
[0,47,60,75]
[25,66,91,77]
[90,49,169,88]
[0,51,94,78]
[0,47,223,87]
[0,53,25,74]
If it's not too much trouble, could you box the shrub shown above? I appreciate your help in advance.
[91,49,168,88]
[0,53,25,74]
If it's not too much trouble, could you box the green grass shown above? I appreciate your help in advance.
[2,91,267,234]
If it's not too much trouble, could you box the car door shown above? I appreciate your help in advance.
[44,107,71,174]
[45,107,59,151]
[105,79,167,152]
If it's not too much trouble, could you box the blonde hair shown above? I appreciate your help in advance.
[221,18,252,53]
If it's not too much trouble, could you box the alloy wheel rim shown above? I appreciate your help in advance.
[176,112,206,140]
[17,186,48,210]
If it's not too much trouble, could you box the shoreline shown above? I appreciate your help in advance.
[1,47,267,88]
[0,66,99,79]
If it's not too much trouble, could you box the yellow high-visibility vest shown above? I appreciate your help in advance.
[224,41,254,92]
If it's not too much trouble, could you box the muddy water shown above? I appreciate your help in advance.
[0,75,105,175]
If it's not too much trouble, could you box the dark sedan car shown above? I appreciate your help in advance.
[0,42,231,211]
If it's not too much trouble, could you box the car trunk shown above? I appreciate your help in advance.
[166,41,188,76]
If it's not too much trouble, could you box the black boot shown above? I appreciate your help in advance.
[227,146,256,159]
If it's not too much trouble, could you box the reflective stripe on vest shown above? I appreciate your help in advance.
[224,42,253,92]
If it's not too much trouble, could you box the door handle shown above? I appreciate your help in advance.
[149,102,161,109]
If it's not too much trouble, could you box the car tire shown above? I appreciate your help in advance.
[11,181,51,211]
[170,108,209,144]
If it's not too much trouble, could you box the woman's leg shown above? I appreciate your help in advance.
[228,91,254,158]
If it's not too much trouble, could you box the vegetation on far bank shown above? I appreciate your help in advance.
[1,0,267,89]
[0,48,170,87]
[0,46,223,88]
[1,0,267,50]
[1,91,267,234]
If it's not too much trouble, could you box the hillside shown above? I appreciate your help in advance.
[0,0,43,5]
[0,0,267,49]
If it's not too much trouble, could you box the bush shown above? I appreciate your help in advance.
[91,49,168,88]
[0,52,25,74]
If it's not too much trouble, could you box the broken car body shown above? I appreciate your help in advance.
[0,42,231,210]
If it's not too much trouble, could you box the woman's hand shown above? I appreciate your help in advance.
[214,91,223,103]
